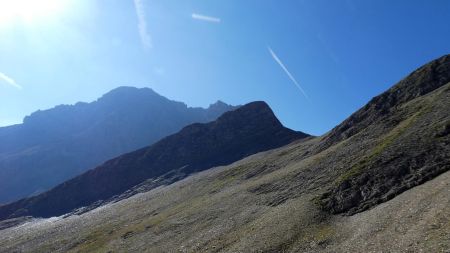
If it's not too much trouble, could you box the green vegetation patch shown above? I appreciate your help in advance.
[336,105,430,184]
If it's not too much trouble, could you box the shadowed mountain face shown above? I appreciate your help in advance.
[0,101,308,219]
[0,87,237,204]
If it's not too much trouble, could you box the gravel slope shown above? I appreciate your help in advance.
[0,142,448,252]
[0,56,449,252]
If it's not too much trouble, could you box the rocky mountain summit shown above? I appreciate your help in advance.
[0,87,236,204]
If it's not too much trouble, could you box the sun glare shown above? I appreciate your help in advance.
[0,0,66,24]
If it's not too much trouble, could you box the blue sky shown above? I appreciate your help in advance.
[0,0,449,135]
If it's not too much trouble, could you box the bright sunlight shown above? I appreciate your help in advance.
[0,0,67,24]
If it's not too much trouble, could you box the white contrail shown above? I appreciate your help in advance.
[192,13,221,23]
[0,72,22,90]
[268,46,308,100]
[134,0,152,51]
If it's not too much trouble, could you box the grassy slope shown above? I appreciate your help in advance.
[0,83,449,252]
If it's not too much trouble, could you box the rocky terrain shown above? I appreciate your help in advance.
[0,101,307,220]
[0,55,448,252]
[317,54,450,215]
[0,87,236,204]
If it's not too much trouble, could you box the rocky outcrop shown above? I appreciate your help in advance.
[318,54,450,215]
[319,55,450,150]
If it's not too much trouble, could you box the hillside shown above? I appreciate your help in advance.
[0,55,448,252]
[0,102,308,220]
[0,87,236,204]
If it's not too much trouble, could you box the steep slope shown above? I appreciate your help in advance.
[0,55,448,252]
[0,101,307,220]
[0,87,236,204]
[317,54,450,215]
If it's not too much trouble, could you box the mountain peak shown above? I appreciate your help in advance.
[0,101,308,219]
[0,86,238,204]
[104,86,155,94]
[204,100,239,119]
[209,100,227,107]
[215,101,281,127]
[206,100,235,111]
[97,86,165,104]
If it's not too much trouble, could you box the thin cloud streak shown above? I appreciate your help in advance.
[133,0,152,51]
[192,13,221,23]
[0,72,22,90]
[267,47,308,100]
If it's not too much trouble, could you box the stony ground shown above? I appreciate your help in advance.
[0,137,448,252]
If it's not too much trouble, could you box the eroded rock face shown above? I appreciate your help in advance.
[319,55,450,151]
[318,54,450,215]
[0,101,308,220]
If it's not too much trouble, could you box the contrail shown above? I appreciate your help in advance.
[0,72,22,89]
[268,46,309,100]
[192,13,221,23]
[133,0,152,51]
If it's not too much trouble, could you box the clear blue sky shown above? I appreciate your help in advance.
[0,0,449,135]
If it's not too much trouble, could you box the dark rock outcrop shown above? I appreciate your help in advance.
[318,54,450,215]
[319,54,450,150]
[0,101,308,220]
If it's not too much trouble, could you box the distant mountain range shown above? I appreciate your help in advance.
[0,101,308,219]
[0,87,237,204]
